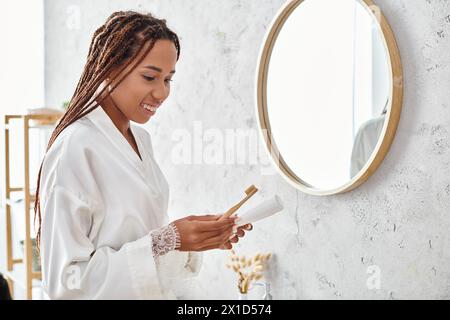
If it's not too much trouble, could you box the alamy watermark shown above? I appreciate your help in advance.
[169,121,280,176]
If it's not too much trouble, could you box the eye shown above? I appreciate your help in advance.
[143,75,173,84]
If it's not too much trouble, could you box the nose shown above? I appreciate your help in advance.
[150,81,169,103]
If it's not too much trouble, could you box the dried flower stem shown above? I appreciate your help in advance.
[225,249,272,294]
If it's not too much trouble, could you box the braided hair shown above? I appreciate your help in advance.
[34,10,181,249]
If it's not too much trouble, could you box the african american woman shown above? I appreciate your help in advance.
[34,10,252,300]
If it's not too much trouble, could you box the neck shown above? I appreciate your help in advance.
[98,95,130,135]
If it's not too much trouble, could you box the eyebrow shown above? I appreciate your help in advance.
[143,65,176,74]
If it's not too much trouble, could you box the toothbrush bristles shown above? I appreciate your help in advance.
[245,185,258,195]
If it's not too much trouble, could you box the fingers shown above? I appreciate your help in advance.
[196,216,237,232]
[236,223,252,231]
[234,223,252,237]
[202,227,235,247]
[229,235,239,243]
[187,214,222,221]
[202,222,252,246]
[220,241,233,250]
[227,223,253,243]
[235,228,245,237]
[195,223,253,252]
[202,224,251,247]
[200,224,233,241]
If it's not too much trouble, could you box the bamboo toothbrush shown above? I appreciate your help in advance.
[222,185,259,219]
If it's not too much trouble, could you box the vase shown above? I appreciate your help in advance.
[238,292,248,300]
[19,238,41,272]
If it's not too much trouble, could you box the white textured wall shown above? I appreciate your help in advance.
[44,0,450,299]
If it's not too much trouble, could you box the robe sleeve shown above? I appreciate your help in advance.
[133,126,204,296]
[155,250,203,299]
[40,183,166,299]
[151,220,204,298]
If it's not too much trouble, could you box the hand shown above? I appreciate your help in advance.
[172,214,238,252]
[219,222,253,249]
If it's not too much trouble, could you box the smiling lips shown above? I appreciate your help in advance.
[141,103,160,112]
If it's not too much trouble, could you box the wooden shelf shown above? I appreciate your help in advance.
[5,195,37,206]
[4,264,42,290]
[4,111,62,299]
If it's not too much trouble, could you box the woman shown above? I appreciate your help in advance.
[34,10,252,300]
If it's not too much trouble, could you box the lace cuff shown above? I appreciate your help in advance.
[150,222,181,257]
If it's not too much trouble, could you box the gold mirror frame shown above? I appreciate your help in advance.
[255,0,403,196]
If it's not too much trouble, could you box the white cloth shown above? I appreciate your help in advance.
[39,106,202,300]
[350,114,386,177]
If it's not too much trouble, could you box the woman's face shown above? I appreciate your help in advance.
[108,39,178,124]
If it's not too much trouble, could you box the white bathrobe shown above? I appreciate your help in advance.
[39,106,202,299]
[350,114,386,177]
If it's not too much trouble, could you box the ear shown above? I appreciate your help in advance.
[106,71,118,85]
[103,68,121,93]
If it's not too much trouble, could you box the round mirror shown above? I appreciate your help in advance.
[256,0,403,195]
